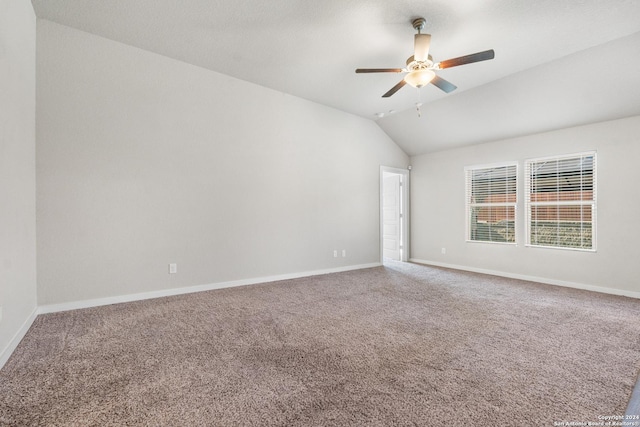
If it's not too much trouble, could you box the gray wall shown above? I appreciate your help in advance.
[0,0,38,359]
[410,115,640,295]
[36,21,409,305]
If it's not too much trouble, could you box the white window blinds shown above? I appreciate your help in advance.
[525,152,596,250]
[465,163,517,243]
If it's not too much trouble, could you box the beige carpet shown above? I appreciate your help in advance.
[1,262,639,426]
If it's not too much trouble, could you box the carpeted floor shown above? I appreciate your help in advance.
[1,262,639,426]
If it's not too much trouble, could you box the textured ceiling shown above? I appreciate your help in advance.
[31,0,640,155]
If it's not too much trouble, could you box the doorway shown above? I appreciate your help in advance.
[380,166,410,263]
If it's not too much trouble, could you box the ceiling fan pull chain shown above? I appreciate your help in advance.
[416,88,423,117]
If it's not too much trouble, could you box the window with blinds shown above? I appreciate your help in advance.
[525,152,596,250]
[465,163,517,244]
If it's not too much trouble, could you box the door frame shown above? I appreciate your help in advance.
[380,166,410,263]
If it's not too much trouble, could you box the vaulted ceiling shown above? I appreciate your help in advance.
[31,0,640,155]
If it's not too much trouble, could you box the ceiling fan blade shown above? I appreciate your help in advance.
[414,33,431,62]
[382,80,407,98]
[438,49,495,69]
[355,68,403,73]
[431,75,457,93]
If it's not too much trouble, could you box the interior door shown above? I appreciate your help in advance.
[383,174,401,260]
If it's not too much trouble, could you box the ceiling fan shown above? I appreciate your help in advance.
[356,18,495,98]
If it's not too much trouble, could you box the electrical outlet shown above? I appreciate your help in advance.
[169,263,177,274]
[333,250,338,258]
[342,249,346,257]
[441,248,446,254]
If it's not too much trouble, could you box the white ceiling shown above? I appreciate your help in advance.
[31,0,640,156]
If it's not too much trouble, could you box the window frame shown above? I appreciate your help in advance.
[465,162,518,245]
[524,151,597,252]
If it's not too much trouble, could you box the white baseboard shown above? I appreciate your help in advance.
[0,307,38,370]
[21,258,635,369]
[2,263,379,368]
[38,262,382,315]
[409,258,640,299]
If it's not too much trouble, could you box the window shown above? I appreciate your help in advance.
[465,163,517,243]
[525,152,596,250]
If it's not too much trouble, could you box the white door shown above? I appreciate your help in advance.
[383,173,401,260]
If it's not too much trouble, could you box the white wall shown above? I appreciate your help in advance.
[0,0,38,363]
[36,21,408,305]
[410,115,640,296]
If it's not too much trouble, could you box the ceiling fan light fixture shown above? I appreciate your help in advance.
[403,69,435,88]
